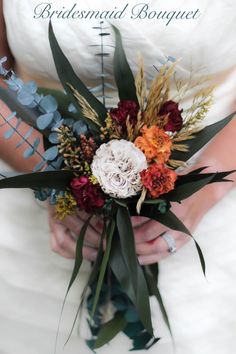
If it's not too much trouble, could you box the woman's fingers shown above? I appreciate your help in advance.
[49,219,76,259]
[138,252,169,265]
[82,246,98,262]
[137,232,190,265]
[49,217,99,261]
[63,214,101,248]
[135,234,169,256]
[134,220,167,243]
[131,216,150,228]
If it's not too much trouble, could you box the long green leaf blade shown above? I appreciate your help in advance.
[116,207,153,335]
[0,170,75,190]
[48,22,107,130]
[166,174,216,202]
[91,218,115,317]
[94,312,128,349]
[117,207,138,292]
[67,215,93,292]
[146,209,192,236]
[109,234,136,303]
[172,112,235,161]
[112,25,138,104]
[110,238,154,335]
[64,226,106,347]
[141,208,206,276]
[166,170,236,202]
[144,265,173,339]
[54,216,92,354]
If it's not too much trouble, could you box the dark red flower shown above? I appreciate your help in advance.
[160,100,183,132]
[110,100,139,130]
[70,176,105,213]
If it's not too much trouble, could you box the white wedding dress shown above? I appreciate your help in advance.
[0,1,236,353]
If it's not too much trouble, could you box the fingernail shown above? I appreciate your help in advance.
[138,257,144,265]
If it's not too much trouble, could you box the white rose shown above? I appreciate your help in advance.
[91,139,147,199]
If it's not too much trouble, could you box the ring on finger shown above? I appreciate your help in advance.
[161,233,177,254]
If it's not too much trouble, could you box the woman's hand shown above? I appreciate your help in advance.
[48,169,233,265]
[48,189,201,264]
[133,199,196,265]
[48,204,102,261]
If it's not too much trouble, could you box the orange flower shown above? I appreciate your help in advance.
[134,125,172,163]
[140,163,177,198]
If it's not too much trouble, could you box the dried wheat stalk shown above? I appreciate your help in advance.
[135,55,147,112]
[67,83,102,127]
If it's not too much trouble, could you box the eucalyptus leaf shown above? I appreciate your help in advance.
[0,87,49,137]
[37,113,54,130]
[48,132,59,144]
[43,146,58,161]
[73,120,88,136]
[33,160,47,172]
[24,80,37,94]
[39,95,58,113]
[17,90,34,106]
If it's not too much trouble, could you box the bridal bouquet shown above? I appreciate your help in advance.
[0,23,235,351]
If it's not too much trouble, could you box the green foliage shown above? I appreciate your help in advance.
[0,170,74,190]
[93,312,128,349]
[112,25,138,104]
[172,112,235,161]
[48,22,107,132]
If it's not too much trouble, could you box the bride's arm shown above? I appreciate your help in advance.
[0,2,44,171]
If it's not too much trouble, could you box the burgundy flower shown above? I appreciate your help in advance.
[110,100,139,130]
[70,176,105,213]
[160,100,183,132]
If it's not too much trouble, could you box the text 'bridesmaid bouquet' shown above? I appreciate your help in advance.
[0,22,235,351]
